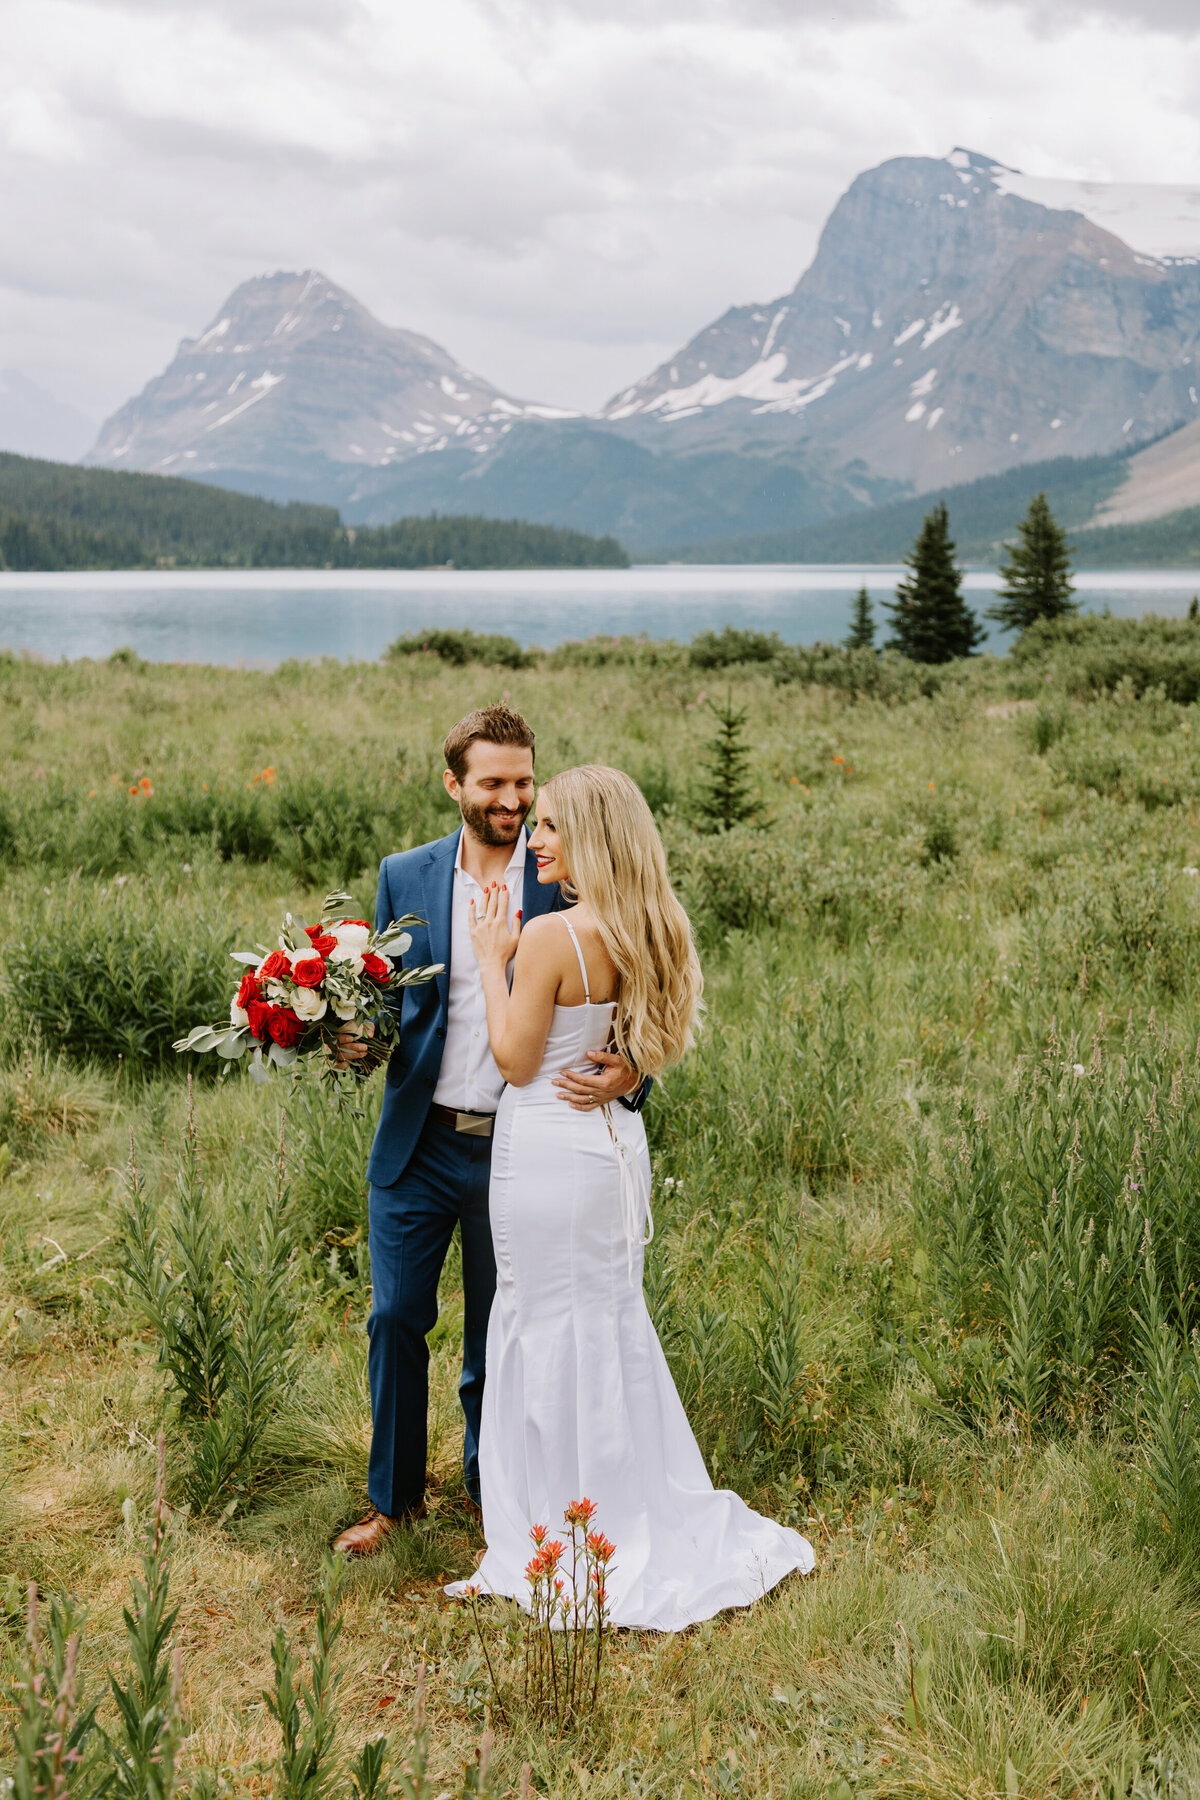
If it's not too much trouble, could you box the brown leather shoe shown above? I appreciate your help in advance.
[332,1502,426,1558]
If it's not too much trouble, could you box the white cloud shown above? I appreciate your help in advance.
[2,0,1200,427]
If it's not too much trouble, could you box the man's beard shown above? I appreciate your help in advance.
[459,793,530,847]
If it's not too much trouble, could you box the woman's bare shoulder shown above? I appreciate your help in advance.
[516,911,570,960]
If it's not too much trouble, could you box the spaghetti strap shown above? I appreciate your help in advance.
[560,915,591,1004]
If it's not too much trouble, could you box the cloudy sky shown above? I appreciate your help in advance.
[4,0,1200,439]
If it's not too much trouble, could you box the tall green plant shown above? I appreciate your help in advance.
[104,1436,183,1800]
[119,1105,298,1510]
[9,1589,99,1800]
[266,1557,346,1800]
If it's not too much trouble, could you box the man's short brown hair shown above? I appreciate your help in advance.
[443,704,536,781]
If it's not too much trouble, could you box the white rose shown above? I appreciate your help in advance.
[231,999,249,1026]
[291,987,328,1021]
[331,997,358,1021]
[265,980,290,1001]
[329,943,365,975]
[395,932,411,955]
[332,921,371,948]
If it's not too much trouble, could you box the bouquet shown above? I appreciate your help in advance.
[173,889,442,1093]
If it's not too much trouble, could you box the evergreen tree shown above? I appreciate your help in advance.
[884,501,983,663]
[695,692,755,832]
[844,586,876,650]
[986,492,1076,630]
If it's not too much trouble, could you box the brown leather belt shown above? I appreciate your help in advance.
[429,1102,495,1137]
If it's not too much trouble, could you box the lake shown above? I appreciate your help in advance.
[1,565,1198,666]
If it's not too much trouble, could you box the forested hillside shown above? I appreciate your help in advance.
[661,453,1130,564]
[0,452,629,570]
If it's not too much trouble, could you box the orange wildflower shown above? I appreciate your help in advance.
[139,777,153,795]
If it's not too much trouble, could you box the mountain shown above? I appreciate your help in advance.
[83,154,1200,551]
[85,270,576,495]
[84,269,900,547]
[0,370,96,463]
[602,148,1200,493]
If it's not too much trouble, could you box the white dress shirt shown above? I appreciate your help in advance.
[432,830,526,1113]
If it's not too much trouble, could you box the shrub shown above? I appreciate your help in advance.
[689,626,783,668]
[384,627,535,669]
[1014,612,1200,702]
[669,822,925,947]
[774,643,945,701]
[544,635,686,670]
[3,877,235,1069]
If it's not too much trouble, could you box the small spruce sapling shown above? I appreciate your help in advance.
[986,492,1077,631]
[844,586,876,650]
[695,692,756,832]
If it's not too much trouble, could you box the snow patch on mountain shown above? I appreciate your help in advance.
[947,147,1200,261]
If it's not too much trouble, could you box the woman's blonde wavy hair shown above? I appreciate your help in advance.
[541,764,702,1078]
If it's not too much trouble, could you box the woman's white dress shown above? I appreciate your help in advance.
[453,918,814,1632]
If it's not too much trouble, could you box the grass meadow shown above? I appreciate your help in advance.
[8,623,1200,1797]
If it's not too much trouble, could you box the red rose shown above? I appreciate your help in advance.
[340,919,371,930]
[360,952,390,984]
[267,1008,305,1048]
[246,997,276,1041]
[291,955,326,988]
[306,925,338,956]
[258,949,289,981]
[236,971,261,1009]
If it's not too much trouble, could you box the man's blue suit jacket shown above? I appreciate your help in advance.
[366,827,565,1189]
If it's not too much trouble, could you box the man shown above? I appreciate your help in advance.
[333,704,644,1557]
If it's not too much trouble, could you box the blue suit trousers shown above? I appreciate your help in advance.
[366,1114,496,1514]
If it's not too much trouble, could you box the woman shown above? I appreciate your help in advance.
[453,765,814,1630]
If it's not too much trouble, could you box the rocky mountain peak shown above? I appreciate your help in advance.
[602,151,1200,489]
[85,269,575,487]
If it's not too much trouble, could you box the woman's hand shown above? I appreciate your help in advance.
[468,881,521,971]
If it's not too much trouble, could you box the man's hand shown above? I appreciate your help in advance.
[328,1023,372,1071]
[553,1049,639,1112]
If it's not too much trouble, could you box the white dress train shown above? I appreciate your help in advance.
[449,917,814,1632]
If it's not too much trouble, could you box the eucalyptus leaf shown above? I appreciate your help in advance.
[216,1031,250,1060]
[230,951,261,966]
[268,1042,299,1067]
[248,1048,269,1085]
